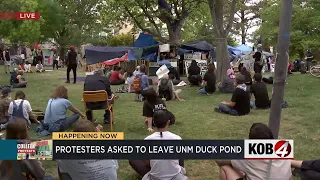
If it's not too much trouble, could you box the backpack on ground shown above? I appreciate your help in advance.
[133,76,141,93]
[158,79,172,100]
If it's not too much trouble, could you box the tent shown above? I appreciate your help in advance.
[85,46,132,65]
[128,33,159,60]
[181,41,214,51]
[236,44,252,52]
[133,32,158,47]
[228,45,242,56]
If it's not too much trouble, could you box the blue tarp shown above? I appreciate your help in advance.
[129,33,159,61]
[236,44,252,52]
[228,45,243,56]
[133,33,158,47]
[85,46,132,65]
[181,41,214,51]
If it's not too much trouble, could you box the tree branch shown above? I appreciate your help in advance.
[124,6,168,42]
[225,0,237,34]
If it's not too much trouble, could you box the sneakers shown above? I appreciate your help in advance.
[214,107,221,113]
[65,80,70,83]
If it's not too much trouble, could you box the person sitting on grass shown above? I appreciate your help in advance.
[156,73,184,101]
[214,74,250,116]
[188,60,202,86]
[24,61,32,73]
[0,118,45,180]
[13,70,27,88]
[0,91,39,131]
[199,63,216,95]
[218,68,235,93]
[216,123,292,180]
[109,66,125,85]
[84,69,114,124]
[240,67,252,86]
[143,88,175,132]
[129,110,188,180]
[291,159,320,179]
[0,87,11,125]
[58,120,118,180]
[10,68,18,86]
[36,61,45,73]
[250,73,270,109]
[38,86,84,136]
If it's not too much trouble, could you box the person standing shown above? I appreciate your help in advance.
[306,49,314,72]
[253,44,263,74]
[3,48,11,74]
[52,52,59,70]
[66,46,78,84]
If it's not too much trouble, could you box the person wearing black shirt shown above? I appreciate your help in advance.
[199,63,216,95]
[3,48,11,74]
[143,88,175,132]
[215,74,250,116]
[253,44,263,74]
[188,60,202,86]
[250,73,270,109]
[66,46,78,84]
[240,67,252,86]
[84,69,114,124]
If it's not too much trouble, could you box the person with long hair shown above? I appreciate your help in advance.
[58,120,118,180]
[143,88,175,132]
[199,63,216,95]
[188,60,202,86]
[215,123,292,180]
[0,118,45,179]
[109,66,125,85]
[129,110,188,180]
[66,46,78,84]
[240,67,252,86]
[13,70,27,88]
[218,68,235,93]
[1,91,38,130]
[41,86,84,134]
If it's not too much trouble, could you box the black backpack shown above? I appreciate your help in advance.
[158,79,172,100]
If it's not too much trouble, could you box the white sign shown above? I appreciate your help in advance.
[184,53,201,60]
[270,64,275,72]
[149,61,178,68]
[184,60,207,76]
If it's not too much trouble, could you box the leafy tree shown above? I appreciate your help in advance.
[100,0,201,44]
[207,0,238,83]
[257,0,320,58]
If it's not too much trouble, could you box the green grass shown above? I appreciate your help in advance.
[1,67,319,180]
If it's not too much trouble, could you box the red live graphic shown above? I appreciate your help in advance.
[0,12,40,20]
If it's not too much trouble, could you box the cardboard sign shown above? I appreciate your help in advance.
[184,60,207,76]
[159,44,170,52]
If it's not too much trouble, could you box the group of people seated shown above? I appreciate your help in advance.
[18,61,45,73]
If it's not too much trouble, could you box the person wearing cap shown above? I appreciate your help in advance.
[84,68,114,124]
[0,87,11,124]
[306,49,314,72]
[66,46,78,84]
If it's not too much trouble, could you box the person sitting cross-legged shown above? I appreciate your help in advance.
[156,73,184,102]
[37,86,84,136]
[0,91,39,131]
[13,70,27,88]
[250,73,270,109]
[36,61,45,73]
[129,110,188,180]
[214,74,250,116]
[188,60,202,86]
[199,63,216,95]
[218,68,235,93]
[216,123,292,180]
[84,68,114,124]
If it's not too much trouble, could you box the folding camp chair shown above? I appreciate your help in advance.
[82,90,115,131]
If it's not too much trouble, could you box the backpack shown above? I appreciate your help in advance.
[158,79,172,100]
[133,75,141,93]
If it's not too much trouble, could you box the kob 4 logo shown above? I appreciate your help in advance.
[244,140,294,159]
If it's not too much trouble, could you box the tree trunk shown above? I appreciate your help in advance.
[269,0,293,138]
[167,25,182,45]
[240,10,246,45]
[215,37,230,83]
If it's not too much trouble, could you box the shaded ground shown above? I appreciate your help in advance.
[0,67,319,180]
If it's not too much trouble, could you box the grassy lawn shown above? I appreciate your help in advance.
[0,67,319,180]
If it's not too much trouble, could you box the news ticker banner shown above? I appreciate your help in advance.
[0,132,294,160]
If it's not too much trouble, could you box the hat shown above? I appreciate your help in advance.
[1,87,11,96]
[156,65,170,79]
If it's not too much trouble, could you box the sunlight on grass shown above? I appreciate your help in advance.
[0,68,319,180]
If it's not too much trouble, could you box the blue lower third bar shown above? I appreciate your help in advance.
[0,140,18,160]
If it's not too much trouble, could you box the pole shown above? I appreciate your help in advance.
[268,0,293,138]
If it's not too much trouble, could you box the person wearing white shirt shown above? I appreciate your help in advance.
[129,110,188,180]
[36,61,45,73]
[58,120,118,180]
[215,123,292,180]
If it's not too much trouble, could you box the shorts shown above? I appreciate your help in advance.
[4,61,11,66]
